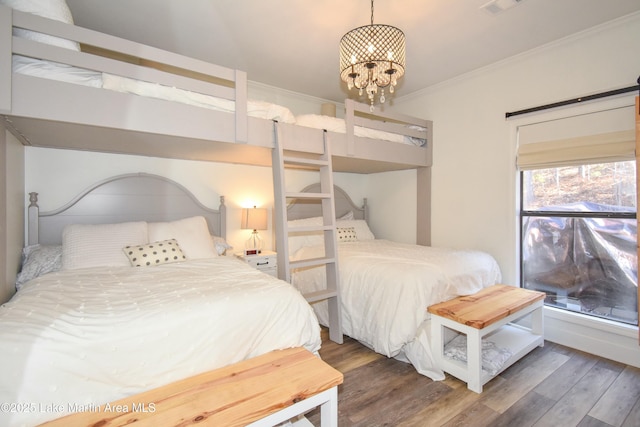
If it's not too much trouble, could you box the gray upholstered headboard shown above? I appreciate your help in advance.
[286,183,368,221]
[28,173,226,245]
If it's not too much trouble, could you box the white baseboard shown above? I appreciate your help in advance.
[542,306,639,368]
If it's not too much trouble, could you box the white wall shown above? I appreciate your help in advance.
[395,12,640,286]
[393,12,640,366]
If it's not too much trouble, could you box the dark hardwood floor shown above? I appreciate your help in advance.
[306,328,640,427]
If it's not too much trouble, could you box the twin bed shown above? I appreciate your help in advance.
[0,1,504,425]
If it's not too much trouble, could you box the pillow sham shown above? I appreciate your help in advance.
[0,0,80,51]
[15,244,62,290]
[148,216,217,260]
[123,239,186,267]
[337,227,357,242]
[62,221,148,270]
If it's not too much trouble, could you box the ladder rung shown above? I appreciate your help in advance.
[283,156,329,167]
[304,289,338,303]
[286,192,331,199]
[290,256,336,270]
[288,225,334,233]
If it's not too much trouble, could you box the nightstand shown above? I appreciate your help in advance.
[235,250,278,277]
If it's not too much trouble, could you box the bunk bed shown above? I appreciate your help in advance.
[0,3,432,174]
[286,184,503,381]
[0,173,322,427]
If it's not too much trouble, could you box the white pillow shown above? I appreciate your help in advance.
[287,216,324,255]
[336,219,375,240]
[286,216,375,253]
[148,216,217,260]
[0,0,80,51]
[62,221,148,270]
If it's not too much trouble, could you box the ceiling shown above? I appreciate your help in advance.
[64,0,640,103]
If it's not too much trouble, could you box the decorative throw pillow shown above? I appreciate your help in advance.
[336,219,375,240]
[0,0,81,51]
[337,227,357,242]
[123,239,186,267]
[211,235,233,256]
[15,244,62,290]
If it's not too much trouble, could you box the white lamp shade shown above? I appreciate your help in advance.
[241,207,268,230]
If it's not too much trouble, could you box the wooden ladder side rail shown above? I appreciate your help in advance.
[272,121,292,283]
[39,347,343,427]
[272,122,343,344]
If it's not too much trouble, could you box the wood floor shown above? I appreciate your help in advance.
[306,328,640,427]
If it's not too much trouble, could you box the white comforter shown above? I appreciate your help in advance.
[291,240,501,379]
[0,257,321,427]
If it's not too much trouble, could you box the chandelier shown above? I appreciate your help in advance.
[339,0,406,111]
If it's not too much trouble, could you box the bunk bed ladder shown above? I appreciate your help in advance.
[272,123,343,344]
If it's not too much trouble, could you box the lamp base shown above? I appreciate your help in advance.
[244,230,263,256]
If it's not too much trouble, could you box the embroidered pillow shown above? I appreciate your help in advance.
[337,227,357,242]
[123,239,186,267]
[336,219,375,240]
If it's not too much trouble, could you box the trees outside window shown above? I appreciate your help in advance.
[521,161,637,325]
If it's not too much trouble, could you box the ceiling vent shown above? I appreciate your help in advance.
[481,0,526,16]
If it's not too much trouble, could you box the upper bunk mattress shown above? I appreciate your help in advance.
[12,55,297,123]
[295,113,427,146]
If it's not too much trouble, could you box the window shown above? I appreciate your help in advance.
[517,103,638,326]
[521,163,637,325]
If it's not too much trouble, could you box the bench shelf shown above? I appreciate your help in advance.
[428,284,545,393]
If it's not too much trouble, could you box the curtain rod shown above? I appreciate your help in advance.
[505,77,640,119]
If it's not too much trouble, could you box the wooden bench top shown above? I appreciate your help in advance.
[41,347,343,427]
[427,284,545,329]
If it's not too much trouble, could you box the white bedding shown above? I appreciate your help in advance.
[12,56,297,124]
[0,256,321,427]
[291,240,501,380]
[295,113,427,146]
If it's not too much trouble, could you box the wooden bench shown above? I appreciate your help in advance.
[41,347,343,427]
[428,284,545,393]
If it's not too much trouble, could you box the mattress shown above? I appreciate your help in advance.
[12,55,297,123]
[295,113,427,146]
[0,256,321,427]
[291,239,501,379]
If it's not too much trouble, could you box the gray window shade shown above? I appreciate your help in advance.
[517,105,635,170]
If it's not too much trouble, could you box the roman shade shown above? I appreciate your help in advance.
[517,105,635,170]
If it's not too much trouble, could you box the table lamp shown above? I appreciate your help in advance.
[241,206,267,255]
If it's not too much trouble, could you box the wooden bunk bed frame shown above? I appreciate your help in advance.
[0,6,433,174]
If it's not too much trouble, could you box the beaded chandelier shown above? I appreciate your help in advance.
[339,0,406,111]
